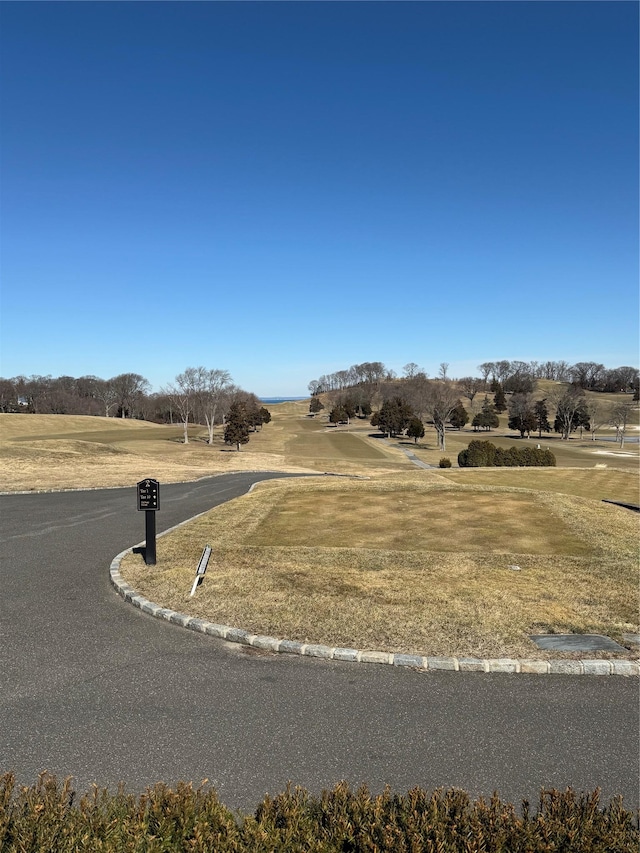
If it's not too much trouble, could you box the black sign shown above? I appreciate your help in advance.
[137,478,160,511]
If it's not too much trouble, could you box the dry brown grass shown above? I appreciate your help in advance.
[0,407,404,491]
[120,473,639,660]
[6,410,638,659]
[391,423,640,473]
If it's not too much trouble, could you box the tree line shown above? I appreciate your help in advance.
[310,360,638,451]
[0,369,272,450]
[309,359,639,397]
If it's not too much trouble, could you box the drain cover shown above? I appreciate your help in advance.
[529,634,627,652]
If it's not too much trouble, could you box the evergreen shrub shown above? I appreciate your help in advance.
[439,457,452,468]
[458,440,556,468]
[1,773,637,852]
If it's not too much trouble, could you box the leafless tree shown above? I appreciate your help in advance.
[585,399,611,441]
[422,380,461,451]
[438,362,450,381]
[477,362,495,387]
[94,378,119,417]
[570,362,606,390]
[458,376,483,405]
[609,401,636,448]
[196,367,233,444]
[495,360,512,383]
[402,362,420,379]
[163,368,199,443]
[549,388,588,440]
[111,373,150,419]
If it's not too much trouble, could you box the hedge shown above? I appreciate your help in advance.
[458,440,556,468]
[1,772,637,852]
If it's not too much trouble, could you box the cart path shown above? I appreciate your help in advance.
[1,474,638,811]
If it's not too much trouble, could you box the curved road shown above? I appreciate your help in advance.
[1,473,638,812]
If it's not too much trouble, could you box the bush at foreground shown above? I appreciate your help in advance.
[1,772,638,852]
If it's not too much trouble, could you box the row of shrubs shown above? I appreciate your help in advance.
[457,440,557,468]
[1,772,637,852]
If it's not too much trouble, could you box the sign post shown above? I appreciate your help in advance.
[137,478,160,565]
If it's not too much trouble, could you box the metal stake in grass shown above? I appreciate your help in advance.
[190,545,212,596]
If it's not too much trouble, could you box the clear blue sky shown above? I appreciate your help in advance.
[1,1,637,397]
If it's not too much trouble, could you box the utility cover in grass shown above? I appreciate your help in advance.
[529,634,627,652]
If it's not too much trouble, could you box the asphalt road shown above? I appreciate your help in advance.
[1,473,638,812]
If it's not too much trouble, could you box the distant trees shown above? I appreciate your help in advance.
[163,368,198,444]
[309,397,324,416]
[371,397,414,437]
[111,373,150,419]
[609,401,635,449]
[585,399,609,442]
[472,397,499,432]
[198,368,233,444]
[330,405,349,426]
[569,362,605,391]
[477,363,493,387]
[309,361,388,395]
[552,390,590,440]
[256,406,272,429]
[162,366,240,444]
[533,399,551,438]
[224,402,251,450]
[424,382,461,451]
[507,394,537,438]
[407,417,425,443]
[459,377,483,405]
[449,402,469,430]
[493,385,507,413]
[402,362,421,379]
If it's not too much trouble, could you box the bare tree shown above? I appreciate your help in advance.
[550,388,588,440]
[93,378,119,417]
[197,367,233,444]
[610,401,636,448]
[111,373,150,419]
[422,380,461,451]
[495,360,512,383]
[402,362,420,379]
[458,376,483,405]
[438,362,450,381]
[570,362,605,390]
[163,368,199,443]
[586,399,611,441]
[477,362,495,387]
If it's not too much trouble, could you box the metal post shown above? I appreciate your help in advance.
[145,509,156,565]
[137,479,160,566]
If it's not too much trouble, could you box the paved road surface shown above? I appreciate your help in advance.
[1,474,638,812]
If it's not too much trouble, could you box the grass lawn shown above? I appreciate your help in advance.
[4,406,638,660]
[120,473,639,660]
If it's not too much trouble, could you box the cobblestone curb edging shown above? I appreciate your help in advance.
[109,548,639,677]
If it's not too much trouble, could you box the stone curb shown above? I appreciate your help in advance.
[109,548,639,677]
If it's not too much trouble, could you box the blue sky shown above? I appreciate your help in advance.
[1,2,637,397]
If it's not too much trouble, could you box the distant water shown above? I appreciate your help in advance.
[260,396,307,404]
